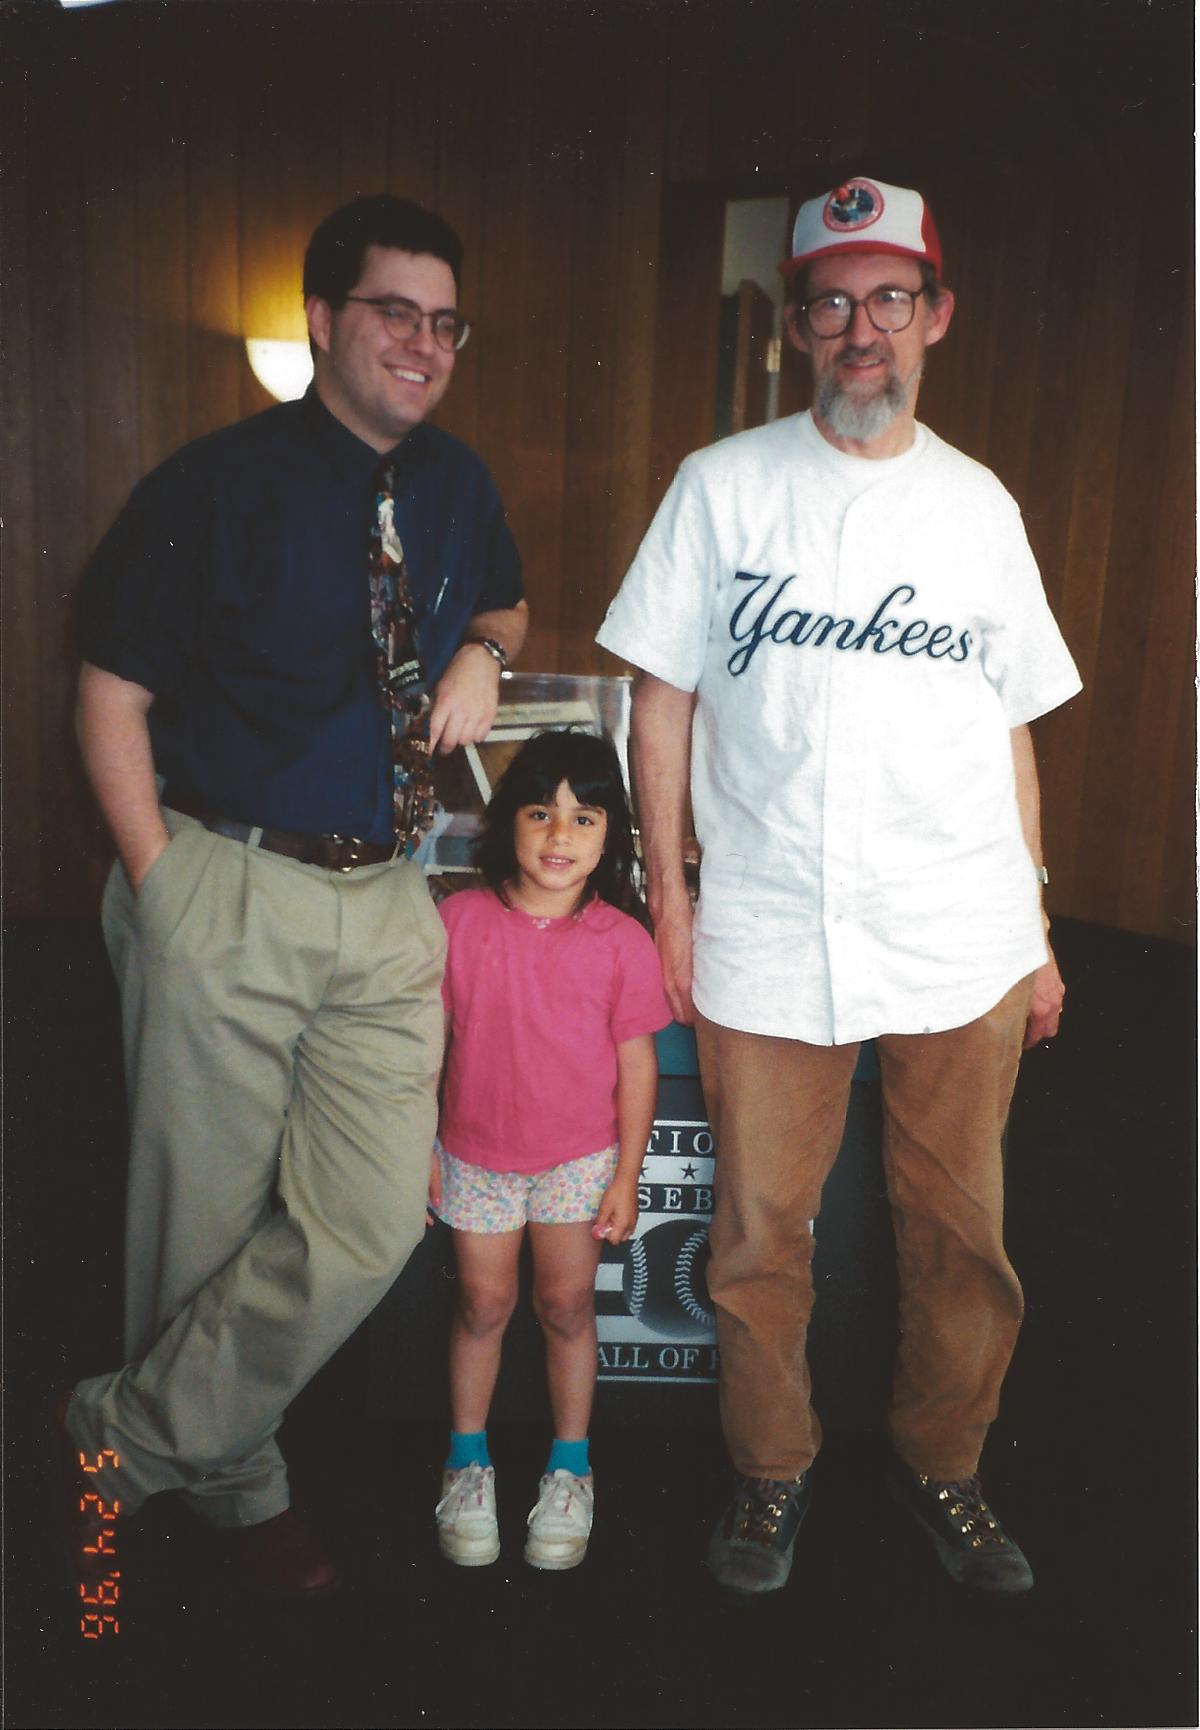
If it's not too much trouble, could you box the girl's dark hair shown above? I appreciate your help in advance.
[473,728,644,920]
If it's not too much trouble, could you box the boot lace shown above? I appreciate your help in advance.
[730,1474,803,1548]
[919,1473,1008,1550]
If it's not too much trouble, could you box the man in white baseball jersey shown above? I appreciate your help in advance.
[596,175,1080,1598]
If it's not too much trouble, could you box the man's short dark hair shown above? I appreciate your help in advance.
[303,195,465,306]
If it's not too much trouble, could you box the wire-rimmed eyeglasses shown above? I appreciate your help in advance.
[344,295,471,352]
[799,285,929,339]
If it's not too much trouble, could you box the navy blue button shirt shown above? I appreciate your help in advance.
[79,389,523,843]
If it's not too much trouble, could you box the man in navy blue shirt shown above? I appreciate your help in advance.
[62,196,527,1598]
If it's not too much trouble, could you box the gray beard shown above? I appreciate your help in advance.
[816,351,922,444]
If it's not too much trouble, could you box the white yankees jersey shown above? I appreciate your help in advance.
[597,411,1081,1044]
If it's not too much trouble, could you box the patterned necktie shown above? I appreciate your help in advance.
[368,460,437,847]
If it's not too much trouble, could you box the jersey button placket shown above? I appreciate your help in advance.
[822,502,873,1043]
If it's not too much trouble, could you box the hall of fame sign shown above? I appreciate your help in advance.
[594,1116,718,1384]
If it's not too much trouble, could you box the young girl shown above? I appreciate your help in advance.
[431,728,671,1570]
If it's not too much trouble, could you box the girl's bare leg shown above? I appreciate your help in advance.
[528,1221,604,1441]
[448,1228,523,1433]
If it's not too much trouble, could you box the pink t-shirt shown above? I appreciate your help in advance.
[438,888,672,1173]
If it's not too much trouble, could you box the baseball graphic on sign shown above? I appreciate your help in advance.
[619,1219,714,1340]
[594,1112,718,1383]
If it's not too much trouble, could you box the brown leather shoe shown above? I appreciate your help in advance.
[217,1510,341,1598]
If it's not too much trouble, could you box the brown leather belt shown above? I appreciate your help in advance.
[161,786,400,873]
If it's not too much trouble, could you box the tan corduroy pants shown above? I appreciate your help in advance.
[67,809,445,1526]
[696,974,1032,1483]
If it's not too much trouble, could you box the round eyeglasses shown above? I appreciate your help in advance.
[800,285,928,339]
[344,295,471,352]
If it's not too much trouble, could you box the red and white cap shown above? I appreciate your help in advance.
[781,176,942,279]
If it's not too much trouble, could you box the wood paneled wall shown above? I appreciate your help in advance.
[2,0,1192,940]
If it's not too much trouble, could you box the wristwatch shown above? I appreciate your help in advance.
[464,636,508,670]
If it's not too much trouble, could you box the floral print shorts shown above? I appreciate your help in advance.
[434,1142,619,1233]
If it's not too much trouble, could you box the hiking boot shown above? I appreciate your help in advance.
[435,1464,500,1567]
[706,1471,812,1596]
[524,1470,593,1571]
[888,1462,1034,1594]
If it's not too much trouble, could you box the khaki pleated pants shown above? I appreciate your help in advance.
[67,809,445,1526]
[697,975,1032,1484]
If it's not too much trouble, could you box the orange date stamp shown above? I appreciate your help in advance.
[76,1448,122,1640]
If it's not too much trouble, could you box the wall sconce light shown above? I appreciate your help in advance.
[245,339,313,402]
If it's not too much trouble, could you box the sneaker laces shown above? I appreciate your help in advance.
[920,1473,1008,1550]
[436,1463,490,1518]
[730,1475,803,1548]
[529,1471,588,1527]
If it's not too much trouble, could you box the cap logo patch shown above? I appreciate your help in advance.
[823,179,884,234]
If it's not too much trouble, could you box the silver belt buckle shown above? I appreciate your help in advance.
[327,834,365,873]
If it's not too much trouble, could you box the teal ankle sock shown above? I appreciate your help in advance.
[447,1429,491,1470]
[547,1437,590,1478]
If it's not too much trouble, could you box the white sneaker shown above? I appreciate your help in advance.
[435,1464,500,1566]
[524,1470,594,1571]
